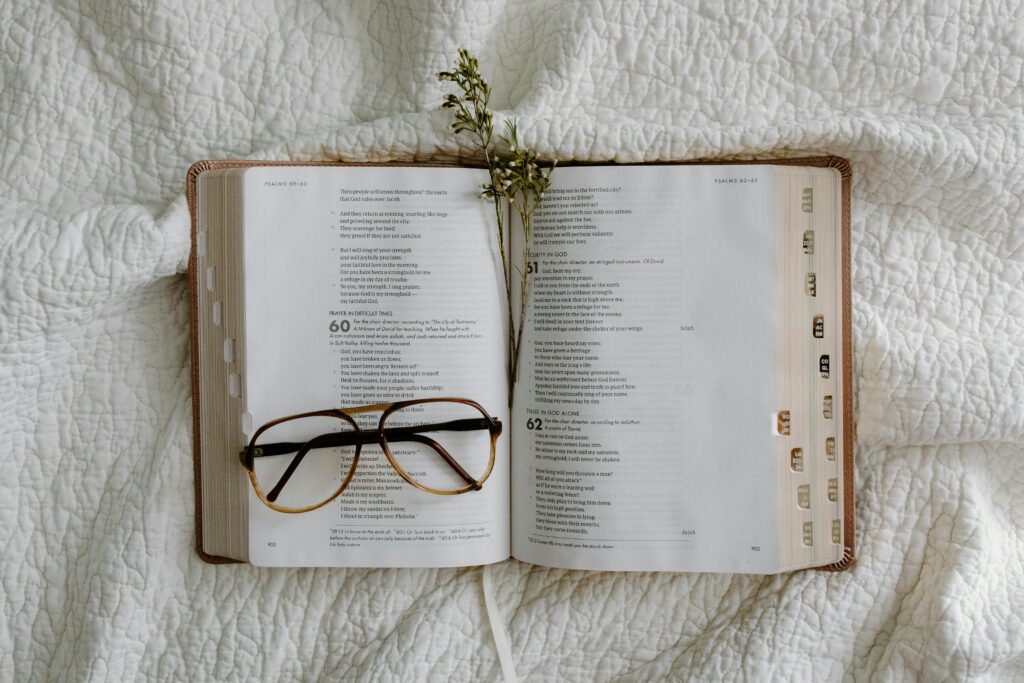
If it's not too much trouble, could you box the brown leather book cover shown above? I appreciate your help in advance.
[185,156,854,569]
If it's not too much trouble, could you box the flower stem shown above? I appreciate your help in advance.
[438,49,554,407]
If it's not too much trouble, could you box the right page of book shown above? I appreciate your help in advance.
[511,163,844,573]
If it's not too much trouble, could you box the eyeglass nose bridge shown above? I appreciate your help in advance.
[340,402,392,416]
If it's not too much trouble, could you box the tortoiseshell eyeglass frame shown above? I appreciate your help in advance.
[241,397,502,514]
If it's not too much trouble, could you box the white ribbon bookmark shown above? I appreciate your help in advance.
[482,562,518,683]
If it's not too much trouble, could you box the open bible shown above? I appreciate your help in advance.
[187,157,854,573]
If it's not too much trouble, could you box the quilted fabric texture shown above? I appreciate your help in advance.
[3,1,1024,680]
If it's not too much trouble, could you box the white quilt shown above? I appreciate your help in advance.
[4,1,1024,680]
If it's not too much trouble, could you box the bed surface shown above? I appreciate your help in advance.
[3,1,1023,680]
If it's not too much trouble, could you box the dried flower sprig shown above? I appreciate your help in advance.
[439,49,555,406]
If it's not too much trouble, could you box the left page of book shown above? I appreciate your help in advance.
[242,166,510,567]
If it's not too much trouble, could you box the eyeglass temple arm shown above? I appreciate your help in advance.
[399,433,481,489]
[245,417,502,459]
[383,416,502,441]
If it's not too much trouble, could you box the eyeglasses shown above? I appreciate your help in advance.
[240,398,502,513]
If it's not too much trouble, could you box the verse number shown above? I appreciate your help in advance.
[526,418,543,431]
[329,319,351,333]
[526,261,539,275]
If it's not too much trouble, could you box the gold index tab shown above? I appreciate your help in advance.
[790,448,804,472]
[797,485,811,509]
[802,230,814,254]
[777,411,791,435]
[813,315,824,339]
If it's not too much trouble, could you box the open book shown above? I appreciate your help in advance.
[187,157,854,573]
